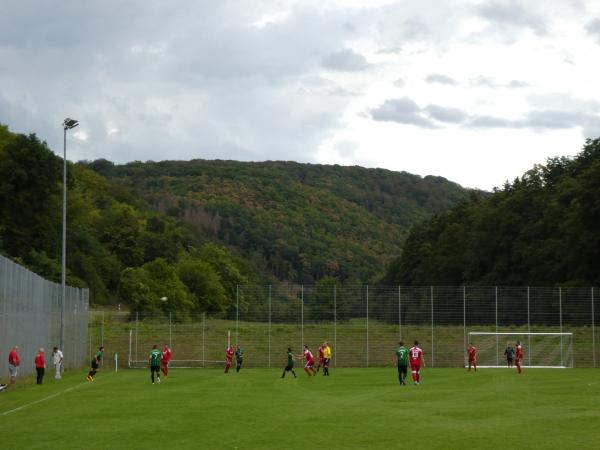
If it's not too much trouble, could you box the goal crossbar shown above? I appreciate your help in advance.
[469,332,572,336]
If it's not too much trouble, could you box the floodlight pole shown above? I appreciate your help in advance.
[61,118,78,351]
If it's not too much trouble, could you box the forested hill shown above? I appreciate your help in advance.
[384,138,600,286]
[83,159,471,282]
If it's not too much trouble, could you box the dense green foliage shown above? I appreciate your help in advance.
[84,158,470,282]
[2,369,598,449]
[385,138,600,286]
[0,125,251,310]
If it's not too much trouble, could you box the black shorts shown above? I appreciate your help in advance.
[91,359,99,370]
[284,365,294,371]
[397,364,408,377]
[507,358,514,363]
[323,358,330,367]
[151,365,160,372]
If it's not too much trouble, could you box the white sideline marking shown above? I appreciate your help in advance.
[1,377,105,417]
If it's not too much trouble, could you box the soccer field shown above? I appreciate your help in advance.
[1,368,599,449]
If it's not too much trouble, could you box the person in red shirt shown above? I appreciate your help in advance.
[515,341,524,374]
[8,345,20,385]
[34,348,46,385]
[316,344,325,373]
[161,345,172,378]
[467,343,477,372]
[409,340,426,385]
[224,345,235,373]
[299,345,316,376]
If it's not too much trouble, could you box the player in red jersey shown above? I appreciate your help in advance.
[409,340,426,385]
[225,344,235,373]
[467,343,477,372]
[299,345,316,376]
[161,345,172,378]
[515,341,524,374]
[316,344,325,372]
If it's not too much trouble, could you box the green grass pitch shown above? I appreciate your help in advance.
[1,367,598,449]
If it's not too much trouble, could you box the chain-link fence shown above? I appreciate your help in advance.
[0,255,89,378]
[90,285,598,370]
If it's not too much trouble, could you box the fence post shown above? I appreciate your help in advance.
[128,329,132,368]
[301,285,304,349]
[169,312,172,349]
[268,285,272,369]
[366,284,369,368]
[495,286,498,367]
[236,285,239,344]
[333,284,337,368]
[463,285,466,368]
[202,312,206,368]
[430,286,434,368]
[398,285,402,340]
[101,311,104,367]
[592,287,596,368]
[559,287,563,366]
[527,287,531,366]
[135,311,139,364]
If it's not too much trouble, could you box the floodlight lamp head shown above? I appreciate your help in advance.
[63,118,79,130]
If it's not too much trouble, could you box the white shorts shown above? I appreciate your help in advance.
[8,364,18,377]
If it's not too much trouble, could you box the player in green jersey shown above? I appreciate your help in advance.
[149,344,163,384]
[396,341,409,386]
[235,345,244,373]
[86,346,104,381]
[281,347,297,378]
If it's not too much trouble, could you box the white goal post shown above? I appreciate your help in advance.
[467,332,573,368]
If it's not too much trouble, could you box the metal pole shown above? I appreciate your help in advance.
[495,286,498,367]
[430,286,434,367]
[60,127,67,350]
[333,284,337,368]
[202,312,206,368]
[101,311,104,368]
[128,329,132,368]
[527,287,531,366]
[301,285,304,349]
[463,285,466,368]
[398,285,402,340]
[268,285,272,369]
[559,287,563,366]
[169,312,172,349]
[135,311,139,364]
[236,285,239,344]
[366,285,369,368]
[592,287,596,368]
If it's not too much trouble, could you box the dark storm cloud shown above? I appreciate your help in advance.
[425,74,458,85]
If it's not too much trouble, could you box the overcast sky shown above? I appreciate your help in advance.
[1,0,600,190]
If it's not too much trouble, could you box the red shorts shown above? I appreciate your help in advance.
[305,359,315,368]
[410,362,421,371]
[469,358,476,363]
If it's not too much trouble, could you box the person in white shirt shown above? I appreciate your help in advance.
[52,347,64,379]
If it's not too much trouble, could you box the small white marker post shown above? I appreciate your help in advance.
[115,353,118,373]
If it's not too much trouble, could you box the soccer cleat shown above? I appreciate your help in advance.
[157,378,161,384]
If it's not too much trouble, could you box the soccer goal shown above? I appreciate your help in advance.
[467,332,573,368]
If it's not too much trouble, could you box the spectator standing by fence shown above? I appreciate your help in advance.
[52,347,64,379]
[8,346,20,386]
[35,348,46,384]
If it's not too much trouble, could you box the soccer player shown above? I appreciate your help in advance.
[505,344,515,367]
[52,346,64,379]
[322,341,332,376]
[87,346,104,381]
[316,343,325,372]
[409,340,426,385]
[235,344,244,373]
[224,344,235,373]
[161,345,171,378]
[300,344,316,376]
[467,343,477,372]
[281,348,297,378]
[515,340,524,374]
[396,341,409,386]
[149,344,162,384]
[34,348,46,385]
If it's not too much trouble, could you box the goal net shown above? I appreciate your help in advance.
[467,332,573,368]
